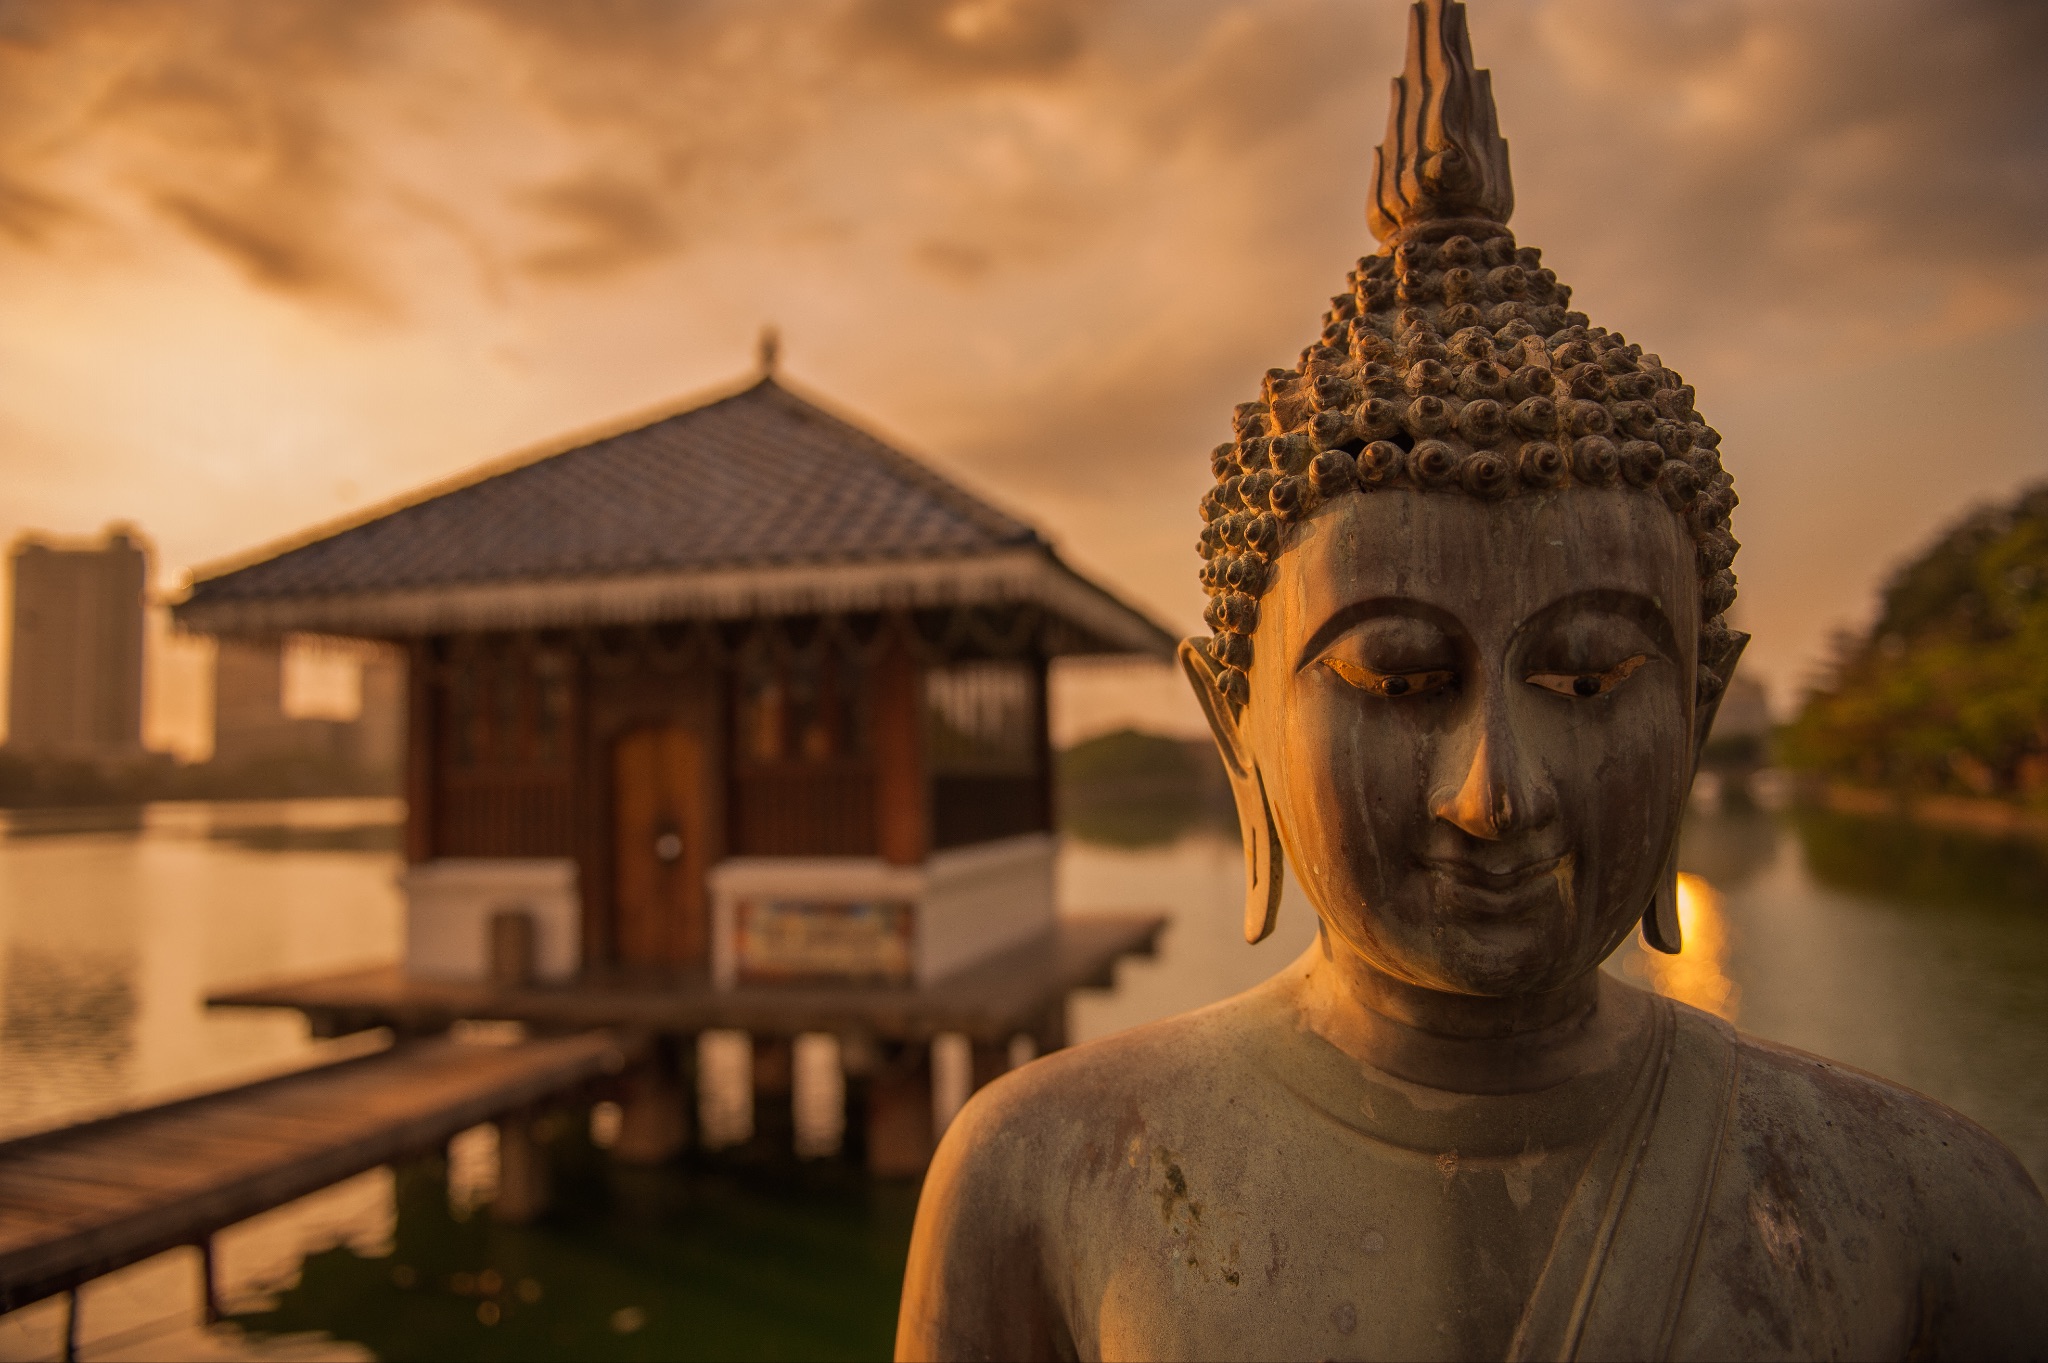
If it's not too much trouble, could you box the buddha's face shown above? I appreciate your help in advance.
[1242,487,1698,998]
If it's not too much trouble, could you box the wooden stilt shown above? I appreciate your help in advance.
[62,1287,79,1362]
[613,1059,689,1165]
[866,1044,935,1178]
[200,1235,222,1323]
[493,1113,551,1224]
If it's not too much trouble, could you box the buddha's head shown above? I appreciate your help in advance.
[1182,0,1744,1000]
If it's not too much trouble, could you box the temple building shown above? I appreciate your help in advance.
[182,366,1171,1171]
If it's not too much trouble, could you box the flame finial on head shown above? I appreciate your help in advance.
[1368,0,1514,245]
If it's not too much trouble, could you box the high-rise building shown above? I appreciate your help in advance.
[6,527,149,758]
[210,636,404,775]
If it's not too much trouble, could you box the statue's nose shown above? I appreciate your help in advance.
[1430,727,1555,840]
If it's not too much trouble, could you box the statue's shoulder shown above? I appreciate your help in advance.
[1680,1013,2048,1354]
[900,988,1288,1360]
[1724,1022,2043,1215]
[943,981,1281,1170]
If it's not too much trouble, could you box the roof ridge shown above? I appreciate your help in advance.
[747,379,1038,547]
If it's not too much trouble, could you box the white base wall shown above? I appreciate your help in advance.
[707,833,1056,989]
[915,834,1056,983]
[402,858,581,982]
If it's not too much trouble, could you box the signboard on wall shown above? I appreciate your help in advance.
[734,899,914,985]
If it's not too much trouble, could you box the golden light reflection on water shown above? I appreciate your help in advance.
[1625,872,1740,1021]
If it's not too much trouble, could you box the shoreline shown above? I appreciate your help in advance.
[1817,782,2048,843]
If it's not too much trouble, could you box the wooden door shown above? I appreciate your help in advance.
[612,724,711,971]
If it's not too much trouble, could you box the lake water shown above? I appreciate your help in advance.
[1,799,2044,1360]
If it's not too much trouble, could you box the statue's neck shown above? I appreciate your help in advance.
[1296,929,1640,1094]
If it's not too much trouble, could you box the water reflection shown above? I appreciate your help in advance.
[0,797,2043,1360]
[0,799,404,1140]
[1614,873,1740,1022]
[237,1144,916,1363]
[0,942,138,1122]
[1794,807,2048,912]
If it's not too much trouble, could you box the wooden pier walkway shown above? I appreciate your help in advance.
[0,1030,628,1313]
[210,912,1167,1044]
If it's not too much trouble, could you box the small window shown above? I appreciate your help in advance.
[738,646,869,766]
[533,651,573,764]
[924,661,1037,777]
[739,663,789,764]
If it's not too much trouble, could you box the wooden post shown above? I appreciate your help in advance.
[200,1236,221,1323]
[487,910,536,990]
[873,632,927,866]
[63,1288,79,1362]
[1031,649,1055,833]
[612,1052,690,1165]
[973,1039,1011,1090]
[493,1113,550,1224]
[866,1043,935,1178]
[404,640,435,864]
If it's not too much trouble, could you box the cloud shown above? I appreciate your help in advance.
[0,175,73,245]
[519,171,678,279]
[0,0,2039,332]
[1491,0,2048,362]
[150,192,337,292]
[843,0,1088,80]
[2,0,2046,725]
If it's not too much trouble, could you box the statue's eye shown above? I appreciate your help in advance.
[1526,655,1649,698]
[1323,656,1455,698]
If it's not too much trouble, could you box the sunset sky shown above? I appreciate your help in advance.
[2,0,2044,754]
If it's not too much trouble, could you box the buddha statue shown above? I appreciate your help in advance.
[896,3,2048,1358]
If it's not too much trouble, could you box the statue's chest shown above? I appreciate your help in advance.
[1069,1126,1590,1362]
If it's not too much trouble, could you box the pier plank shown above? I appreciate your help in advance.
[0,1030,627,1312]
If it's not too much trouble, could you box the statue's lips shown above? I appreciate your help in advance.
[1421,853,1566,899]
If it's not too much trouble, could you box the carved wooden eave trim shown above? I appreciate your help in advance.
[172,545,1176,659]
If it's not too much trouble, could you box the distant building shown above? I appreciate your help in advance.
[6,527,149,759]
[210,636,404,775]
[1713,675,1771,748]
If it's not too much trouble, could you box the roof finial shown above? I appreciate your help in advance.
[757,325,780,377]
[1367,0,1513,246]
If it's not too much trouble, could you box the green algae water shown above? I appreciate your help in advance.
[240,1148,918,1362]
[1,797,2045,1359]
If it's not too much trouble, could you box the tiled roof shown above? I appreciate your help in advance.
[178,378,1175,655]
[188,378,1038,605]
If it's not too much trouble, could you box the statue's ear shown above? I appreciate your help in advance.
[1692,628,1751,771]
[1645,628,1751,955]
[1179,639,1285,944]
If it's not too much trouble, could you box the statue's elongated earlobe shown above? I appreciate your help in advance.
[1642,845,1682,955]
[1179,639,1286,944]
[1648,627,1751,954]
[1237,767,1285,945]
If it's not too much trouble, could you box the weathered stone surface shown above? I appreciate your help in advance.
[898,4,2048,1358]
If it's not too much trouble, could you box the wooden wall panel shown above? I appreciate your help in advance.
[428,637,579,861]
[731,762,876,856]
